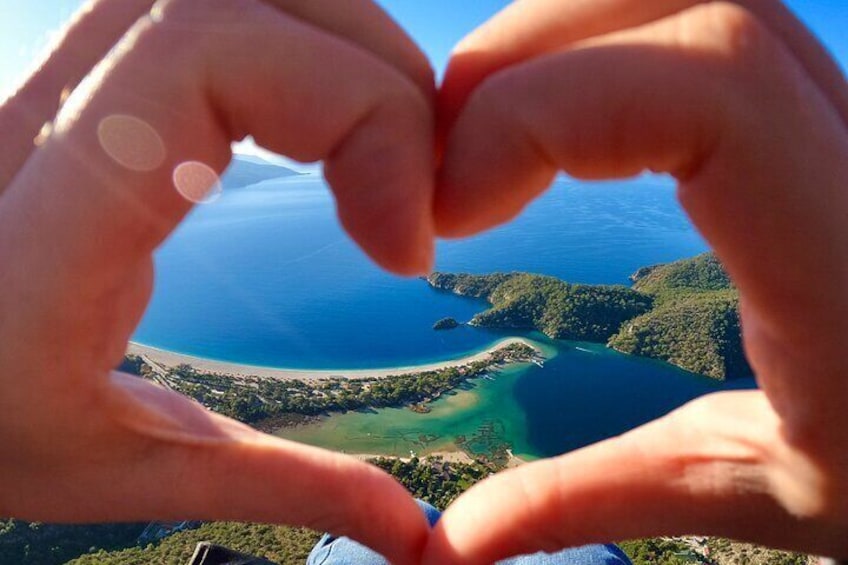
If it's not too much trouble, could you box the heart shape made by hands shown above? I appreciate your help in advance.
[0,0,846,563]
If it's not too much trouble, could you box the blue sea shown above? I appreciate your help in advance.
[134,170,756,458]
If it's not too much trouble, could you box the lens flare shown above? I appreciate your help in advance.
[97,114,166,172]
[173,161,223,204]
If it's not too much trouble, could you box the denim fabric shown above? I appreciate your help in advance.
[306,500,631,565]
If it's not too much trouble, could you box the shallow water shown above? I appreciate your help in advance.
[278,336,754,459]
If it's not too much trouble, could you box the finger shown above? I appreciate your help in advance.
[439,0,848,137]
[0,0,154,190]
[264,0,434,96]
[0,0,434,310]
[0,0,433,192]
[2,373,428,565]
[422,391,848,564]
[436,3,848,418]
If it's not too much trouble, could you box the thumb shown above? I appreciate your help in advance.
[7,372,429,565]
[422,392,840,565]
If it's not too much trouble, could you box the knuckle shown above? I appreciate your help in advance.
[466,71,511,119]
[683,2,775,77]
[376,74,432,128]
[456,70,520,145]
[678,2,806,124]
[147,0,255,58]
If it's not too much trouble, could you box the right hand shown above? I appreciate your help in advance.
[0,1,436,563]
[424,1,848,563]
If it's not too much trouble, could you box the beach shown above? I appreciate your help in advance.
[349,450,527,467]
[127,337,539,382]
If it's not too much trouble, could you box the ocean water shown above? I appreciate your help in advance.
[135,173,755,458]
[134,174,707,368]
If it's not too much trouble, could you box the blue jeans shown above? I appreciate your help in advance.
[307,500,631,565]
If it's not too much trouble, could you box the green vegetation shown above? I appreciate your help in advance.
[370,456,492,510]
[702,538,813,565]
[433,317,460,330]
[629,253,733,300]
[619,537,813,565]
[67,522,319,565]
[428,273,652,341]
[430,254,753,380]
[124,342,537,428]
[618,538,696,564]
[0,520,145,565]
[609,291,748,380]
[609,254,752,380]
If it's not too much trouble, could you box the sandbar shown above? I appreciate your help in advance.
[127,337,539,382]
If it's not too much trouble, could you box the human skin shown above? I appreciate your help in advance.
[1,0,847,563]
[424,1,848,563]
[0,0,437,563]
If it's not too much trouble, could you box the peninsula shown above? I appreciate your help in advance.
[428,253,752,380]
[123,338,541,429]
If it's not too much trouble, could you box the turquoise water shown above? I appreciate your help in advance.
[135,173,755,458]
[278,337,754,459]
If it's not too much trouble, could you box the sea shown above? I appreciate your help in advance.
[133,169,756,460]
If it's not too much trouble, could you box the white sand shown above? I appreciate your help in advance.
[127,337,539,382]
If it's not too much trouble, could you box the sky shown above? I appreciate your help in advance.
[1,0,846,162]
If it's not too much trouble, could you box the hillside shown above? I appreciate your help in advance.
[628,253,733,301]
[221,156,300,188]
[0,521,145,564]
[609,290,749,379]
[428,273,652,342]
[429,254,753,380]
[610,254,752,380]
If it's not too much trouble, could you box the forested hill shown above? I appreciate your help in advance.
[428,253,753,380]
[611,253,752,380]
[629,252,733,299]
[428,273,652,342]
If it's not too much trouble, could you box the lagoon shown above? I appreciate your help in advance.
[134,172,754,459]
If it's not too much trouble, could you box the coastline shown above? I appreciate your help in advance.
[127,337,540,382]
[349,450,528,467]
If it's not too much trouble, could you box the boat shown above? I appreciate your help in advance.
[531,359,544,368]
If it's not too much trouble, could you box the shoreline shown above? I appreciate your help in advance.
[348,450,528,467]
[127,337,540,382]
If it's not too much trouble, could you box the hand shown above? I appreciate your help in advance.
[425,1,848,562]
[0,0,437,562]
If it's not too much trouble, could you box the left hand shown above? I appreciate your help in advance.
[0,1,436,562]
[424,1,848,563]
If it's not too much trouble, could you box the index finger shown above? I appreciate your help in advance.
[1,0,434,280]
[1,0,433,190]
[439,0,848,135]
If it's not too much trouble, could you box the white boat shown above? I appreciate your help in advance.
[531,359,544,368]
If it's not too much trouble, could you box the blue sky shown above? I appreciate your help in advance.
[2,0,846,91]
[1,0,845,163]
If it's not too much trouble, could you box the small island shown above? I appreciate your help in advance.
[433,317,460,330]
